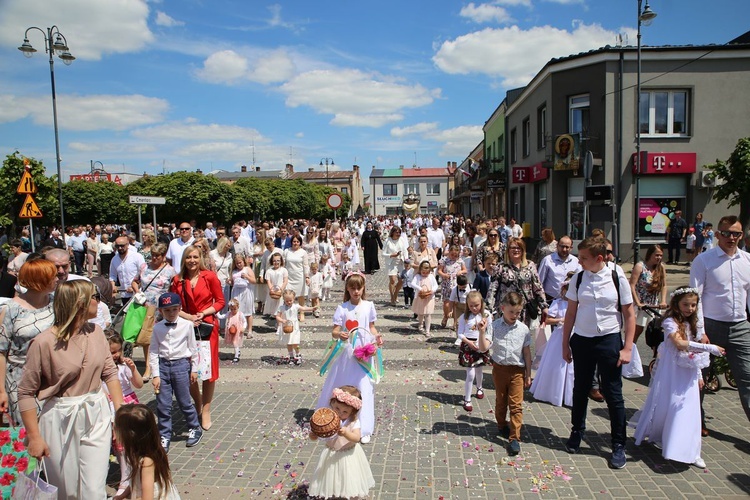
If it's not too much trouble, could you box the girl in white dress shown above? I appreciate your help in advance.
[275,290,316,365]
[263,253,288,316]
[317,273,383,443]
[229,254,256,337]
[309,386,375,499]
[529,278,574,407]
[283,235,310,321]
[632,287,725,468]
[409,261,438,337]
[320,255,335,301]
[115,404,181,499]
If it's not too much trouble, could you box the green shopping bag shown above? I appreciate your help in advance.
[121,302,148,343]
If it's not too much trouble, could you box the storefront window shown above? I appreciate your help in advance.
[568,178,584,242]
[638,177,688,241]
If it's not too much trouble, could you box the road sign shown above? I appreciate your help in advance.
[326,193,343,210]
[128,195,166,205]
[19,195,43,218]
[17,171,38,194]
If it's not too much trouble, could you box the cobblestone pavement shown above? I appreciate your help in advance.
[116,261,750,499]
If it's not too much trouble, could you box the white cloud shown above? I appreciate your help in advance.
[69,141,156,154]
[433,23,620,87]
[460,3,513,24]
[195,48,296,85]
[0,0,155,60]
[280,69,439,127]
[495,0,532,6]
[250,49,296,84]
[155,11,184,27]
[131,121,265,142]
[195,50,249,84]
[0,93,168,131]
[390,122,439,138]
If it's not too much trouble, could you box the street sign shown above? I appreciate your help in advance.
[17,171,38,194]
[128,195,166,205]
[326,193,343,210]
[19,194,43,218]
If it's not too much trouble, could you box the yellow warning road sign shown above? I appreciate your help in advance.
[19,194,43,219]
[17,171,38,194]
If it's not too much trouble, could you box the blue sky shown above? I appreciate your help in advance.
[1,0,748,193]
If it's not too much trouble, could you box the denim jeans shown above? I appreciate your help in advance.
[156,357,200,441]
[570,332,626,447]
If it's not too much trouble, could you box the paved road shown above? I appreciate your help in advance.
[115,262,750,499]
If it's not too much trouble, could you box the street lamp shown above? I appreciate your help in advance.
[633,1,656,265]
[18,26,75,232]
[320,157,334,187]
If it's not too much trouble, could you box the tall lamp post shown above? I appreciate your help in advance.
[18,26,75,232]
[320,157,334,187]
[633,1,657,265]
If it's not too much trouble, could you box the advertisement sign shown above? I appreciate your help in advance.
[376,196,401,203]
[638,198,683,236]
[553,134,580,171]
[512,163,548,184]
[70,172,124,185]
[632,152,697,175]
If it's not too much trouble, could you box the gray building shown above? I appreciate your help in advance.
[504,36,750,259]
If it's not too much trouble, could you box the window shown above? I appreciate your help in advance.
[538,182,547,229]
[340,187,348,195]
[537,105,547,150]
[569,94,590,135]
[497,134,504,160]
[568,178,584,241]
[383,184,398,196]
[522,117,530,158]
[426,183,440,195]
[510,128,517,164]
[639,90,689,136]
[404,183,419,194]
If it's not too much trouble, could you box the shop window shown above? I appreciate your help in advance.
[639,90,689,137]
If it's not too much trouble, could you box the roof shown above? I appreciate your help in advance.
[289,171,353,180]
[209,170,283,181]
[370,168,452,178]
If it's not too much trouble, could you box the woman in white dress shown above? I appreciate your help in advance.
[381,226,410,306]
[209,237,233,316]
[317,229,334,265]
[283,235,310,321]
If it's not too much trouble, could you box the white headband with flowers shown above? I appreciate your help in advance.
[670,286,699,299]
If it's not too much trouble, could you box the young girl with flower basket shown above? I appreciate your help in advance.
[632,287,725,469]
[457,291,492,412]
[317,273,383,444]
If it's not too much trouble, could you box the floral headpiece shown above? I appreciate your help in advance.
[332,388,362,410]
[347,271,366,280]
[670,286,699,299]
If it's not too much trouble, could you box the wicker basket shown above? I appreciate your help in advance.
[269,289,282,300]
[283,321,294,334]
[310,407,340,438]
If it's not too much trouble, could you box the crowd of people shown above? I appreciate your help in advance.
[0,210,748,498]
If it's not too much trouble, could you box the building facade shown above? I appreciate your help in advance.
[286,164,365,217]
[370,165,454,216]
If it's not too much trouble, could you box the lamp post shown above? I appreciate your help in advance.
[633,1,656,265]
[18,26,75,232]
[320,157,334,187]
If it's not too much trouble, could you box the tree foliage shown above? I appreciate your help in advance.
[0,152,60,235]
[62,180,134,225]
[706,137,750,228]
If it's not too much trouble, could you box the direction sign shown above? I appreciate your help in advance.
[326,193,343,210]
[19,195,43,218]
[17,171,37,194]
[128,195,167,205]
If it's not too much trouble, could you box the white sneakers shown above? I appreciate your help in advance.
[360,435,371,444]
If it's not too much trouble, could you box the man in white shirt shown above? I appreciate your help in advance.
[690,215,750,421]
[561,236,635,469]
[166,222,195,274]
[498,217,512,246]
[232,225,253,259]
[427,217,446,260]
[67,226,87,276]
[109,236,146,301]
[538,236,581,302]
[203,222,217,248]
[241,221,256,244]
[509,218,523,239]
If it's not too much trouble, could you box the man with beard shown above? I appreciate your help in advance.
[109,236,145,303]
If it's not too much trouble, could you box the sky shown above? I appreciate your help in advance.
[1,0,748,193]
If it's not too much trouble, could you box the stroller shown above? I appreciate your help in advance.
[643,305,666,376]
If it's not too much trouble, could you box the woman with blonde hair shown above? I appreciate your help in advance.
[138,229,157,264]
[532,227,557,264]
[18,280,124,498]
[170,245,225,431]
[494,237,547,325]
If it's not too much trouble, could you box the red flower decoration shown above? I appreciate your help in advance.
[18,428,26,440]
[0,471,15,486]
[1,454,17,468]
[12,440,25,452]
[15,457,29,473]
[353,343,377,362]
[0,431,10,447]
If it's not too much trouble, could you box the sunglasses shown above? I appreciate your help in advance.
[115,244,127,248]
[180,227,191,231]
[606,249,614,255]
[719,230,743,239]
[488,234,498,237]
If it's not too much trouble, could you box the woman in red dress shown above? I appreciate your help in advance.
[171,245,225,431]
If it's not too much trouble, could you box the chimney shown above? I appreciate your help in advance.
[285,163,294,177]
[308,167,315,172]
[241,165,247,173]
[452,161,457,169]
[447,161,451,168]
[255,166,260,172]
[196,168,202,175]
[399,165,404,169]
[353,165,359,172]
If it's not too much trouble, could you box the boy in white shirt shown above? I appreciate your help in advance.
[150,292,203,452]
[686,227,697,263]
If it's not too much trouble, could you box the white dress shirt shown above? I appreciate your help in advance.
[566,266,633,337]
[538,252,581,299]
[233,235,253,258]
[690,245,750,337]
[109,250,146,298]
[427,227,445,252]
[149,316,199,378]
[166,237,195,274]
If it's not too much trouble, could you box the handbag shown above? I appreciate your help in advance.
[12,460,57,500]
[524,296,540,321]
[134,304,157,347]
[1,424,38,499]
[194,321,214,340]
[195,340,212,381]
[121,301,148,343]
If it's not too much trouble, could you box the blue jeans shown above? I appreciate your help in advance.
[570,332,626,447]
[156,357,200,441]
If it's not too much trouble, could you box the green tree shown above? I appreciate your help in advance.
[0,152,60,235]
[125,172,236,224]
[61,180,134,225]
[706,137,750,228]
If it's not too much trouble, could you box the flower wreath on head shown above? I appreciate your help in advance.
[332,388,362,410]
[670,287,699,299]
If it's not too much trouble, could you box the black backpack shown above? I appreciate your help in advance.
[645,313,665,348]
[575,268,621,312]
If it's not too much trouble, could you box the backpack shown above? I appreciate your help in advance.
[644,312,665,348]
[575,267,621,312]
